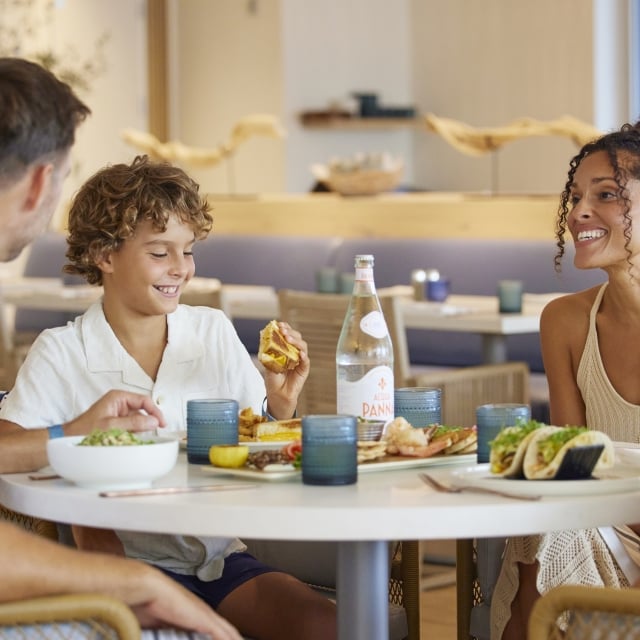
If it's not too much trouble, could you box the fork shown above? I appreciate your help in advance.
[419,472,542,501]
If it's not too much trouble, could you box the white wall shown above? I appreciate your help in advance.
[170,0,285,195]
[4,0,149,224]
[4,0,633,200]
[280,0,414,192]
[50,0,619,197]
[411,0,595,194]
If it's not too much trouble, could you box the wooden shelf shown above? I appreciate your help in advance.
[300,116,424,131]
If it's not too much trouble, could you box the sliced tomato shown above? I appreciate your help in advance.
[283,440,302,461]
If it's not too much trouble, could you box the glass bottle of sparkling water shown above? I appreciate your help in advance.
[336,254,394,421]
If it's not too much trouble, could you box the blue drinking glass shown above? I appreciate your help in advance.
[186,399,239,464]
[302,415,358,486]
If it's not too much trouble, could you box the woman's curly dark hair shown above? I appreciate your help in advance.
[65,155,213,285]
[555,121,640,272]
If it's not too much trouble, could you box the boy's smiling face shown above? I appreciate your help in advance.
[98,213,196,317]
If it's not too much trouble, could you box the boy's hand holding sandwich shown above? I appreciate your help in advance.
[258,320,309,420]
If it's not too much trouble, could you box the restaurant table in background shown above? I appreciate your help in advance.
[0,277,278,319]
[0,278,554,365]
[392,286,558,363]
[2,454,640,640]
[0,278,276,375]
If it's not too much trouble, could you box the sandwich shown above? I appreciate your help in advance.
[430,425,478,455]
[522,426,614,480]
[258,320,300,374]
[239,418,302,442]
[489,420,544,477]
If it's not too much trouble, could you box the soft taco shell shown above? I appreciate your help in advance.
[489,424,542,478]
[523,427,614,480]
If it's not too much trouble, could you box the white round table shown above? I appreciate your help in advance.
[3,453,640,640]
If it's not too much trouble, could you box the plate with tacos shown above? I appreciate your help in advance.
[489,422,616,480]
[453,421,640,496]
[449,463,640,497]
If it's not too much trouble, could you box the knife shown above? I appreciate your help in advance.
[100,483,258,497]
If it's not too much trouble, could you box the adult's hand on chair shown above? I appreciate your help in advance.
[132,567,242,639]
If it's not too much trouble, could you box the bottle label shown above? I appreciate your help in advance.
[360,310,389,339]
[355,267,373,282]
[337,365,394,421]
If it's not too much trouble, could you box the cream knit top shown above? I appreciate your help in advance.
[576,283,640,441]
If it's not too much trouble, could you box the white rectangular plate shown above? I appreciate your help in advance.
[201,453,476,482]
[449,463,640,497]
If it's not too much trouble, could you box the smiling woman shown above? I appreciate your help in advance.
[493,121,640,640]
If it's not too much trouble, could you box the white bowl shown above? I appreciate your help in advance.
[47,435,179,490]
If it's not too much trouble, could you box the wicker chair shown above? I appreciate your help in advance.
[278,289,533,640]
[277,289,411,415]
[0,506,141,639]
[411,362,530,428]
[529,585,640,640]
[415,363,531,640]
[245,538,420,640]
[0,594,141,640]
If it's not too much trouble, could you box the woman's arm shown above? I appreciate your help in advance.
[540,296,588,426]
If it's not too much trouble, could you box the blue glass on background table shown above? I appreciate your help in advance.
[315,267,339,293]
[426,278,451,302]
[186,399,239,464]
[302,415,358,486]
[498,279,523,313]
[476,403,531,464]
[394,387,441,427]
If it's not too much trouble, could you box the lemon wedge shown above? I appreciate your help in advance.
[209,445,249,468]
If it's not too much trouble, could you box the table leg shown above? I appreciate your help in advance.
[337,540,389,640]
[481,335,507,364]
[469,537,507,639]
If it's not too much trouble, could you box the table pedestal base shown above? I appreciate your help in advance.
[337,540,390,640]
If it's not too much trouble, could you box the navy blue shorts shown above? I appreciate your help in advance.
[159,552,279,609]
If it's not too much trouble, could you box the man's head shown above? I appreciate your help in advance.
[0,57,90,261]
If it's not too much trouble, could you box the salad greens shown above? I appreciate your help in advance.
[78,428,154,446]
[536,426,588,465]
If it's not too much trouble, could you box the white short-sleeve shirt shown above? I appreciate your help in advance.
[0,302,267,580]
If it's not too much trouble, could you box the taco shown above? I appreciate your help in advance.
[522,425,615,480]
[489,420,544,478]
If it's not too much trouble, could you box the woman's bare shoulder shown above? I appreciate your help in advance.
[542,285,602,318]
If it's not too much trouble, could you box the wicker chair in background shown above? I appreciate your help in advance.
[245,538,420,640]
[277,289,411,415]
[279,288,534,640]
[529,584,640,640]
[412,361,530,428]
[416,362,531,640]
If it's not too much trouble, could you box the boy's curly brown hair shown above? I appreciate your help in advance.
[65,155,213,285]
